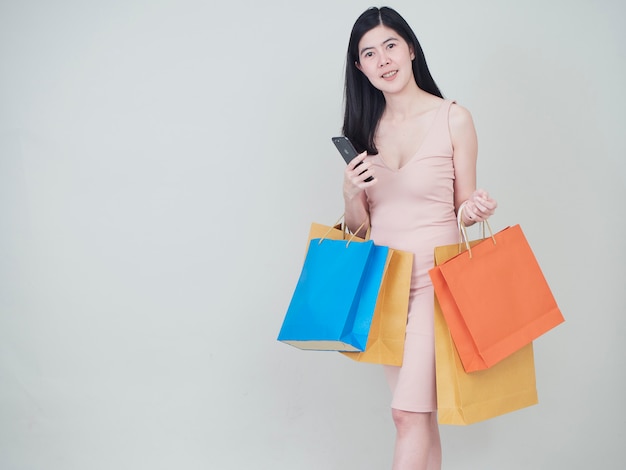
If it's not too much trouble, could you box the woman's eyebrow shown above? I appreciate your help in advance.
[359,37,399,55]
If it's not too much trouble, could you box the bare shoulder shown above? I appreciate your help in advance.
[449,102,478,151]
[449,102,475,131]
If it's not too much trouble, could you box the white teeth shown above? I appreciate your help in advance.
[382,70,397,78]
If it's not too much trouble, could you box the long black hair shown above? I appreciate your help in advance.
[342,6,443,154]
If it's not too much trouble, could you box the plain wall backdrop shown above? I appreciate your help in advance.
[1,0,624,469]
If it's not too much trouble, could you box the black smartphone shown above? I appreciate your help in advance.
[331,136,374,182]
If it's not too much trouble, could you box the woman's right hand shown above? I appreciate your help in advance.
[343,151,376,200]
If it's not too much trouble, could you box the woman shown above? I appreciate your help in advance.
[342,7,497,470]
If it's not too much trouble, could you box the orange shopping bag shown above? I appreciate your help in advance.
[429,222,564,373]
[434,239,538,425]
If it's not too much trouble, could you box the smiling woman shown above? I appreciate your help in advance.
[343,7,442,157]
[340,6,497,470]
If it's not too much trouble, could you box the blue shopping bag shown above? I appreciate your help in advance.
[278,237,389,351]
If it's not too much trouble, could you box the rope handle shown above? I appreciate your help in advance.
[319,214,370,247]
[457,202,496,258]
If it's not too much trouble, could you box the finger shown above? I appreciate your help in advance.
[476,191,496,206]
[345,165,375,188]
[478,195,497,208]
[355,161,372,172]
[476,205,494,218]
[351,159,373,175]
[470,208,488,222]
[348,151,368,170]
[358,167,376,184]
[346,161,367,178]
[479,202,496,212]
[473,200,488,212]
[464,206,477,221]
[474,189,489,200]
[486,199,498,210]
[479,195,499,212]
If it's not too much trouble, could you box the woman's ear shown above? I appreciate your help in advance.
[355,61,362,71]
[410,47,415,61]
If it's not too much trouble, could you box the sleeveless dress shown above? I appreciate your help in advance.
[365,99,460,412]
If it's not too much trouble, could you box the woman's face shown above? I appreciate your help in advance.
[356,25,415,94]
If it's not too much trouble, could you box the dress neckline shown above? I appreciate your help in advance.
[375,99,449,172]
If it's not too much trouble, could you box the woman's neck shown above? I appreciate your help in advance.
[382,83,437,121]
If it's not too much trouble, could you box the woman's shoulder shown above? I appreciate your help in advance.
[448,101,475,131]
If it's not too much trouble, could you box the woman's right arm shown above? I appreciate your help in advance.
[343,151,376,236]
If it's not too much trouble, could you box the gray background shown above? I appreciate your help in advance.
[1,0,624,469]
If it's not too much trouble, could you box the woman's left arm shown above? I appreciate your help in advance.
[450,103,497,225]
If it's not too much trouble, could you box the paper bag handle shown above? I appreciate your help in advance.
[457,203,496,258]
[319,214,371,246]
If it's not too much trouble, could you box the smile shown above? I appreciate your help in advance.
[382,70,398,78]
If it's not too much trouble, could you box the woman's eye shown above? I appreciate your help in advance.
[387,43,396,49]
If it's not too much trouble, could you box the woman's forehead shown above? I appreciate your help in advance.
[358,25,402,49]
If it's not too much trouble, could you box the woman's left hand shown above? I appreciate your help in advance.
[462,189,497,224]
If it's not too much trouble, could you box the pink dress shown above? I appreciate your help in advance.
[365,99,460,412]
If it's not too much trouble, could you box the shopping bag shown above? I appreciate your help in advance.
[307,222,413,365]
[434,240,539,425]
[277,229,389,351]
[429,223,564,372]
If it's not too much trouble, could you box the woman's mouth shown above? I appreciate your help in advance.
[382,70,398,79]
